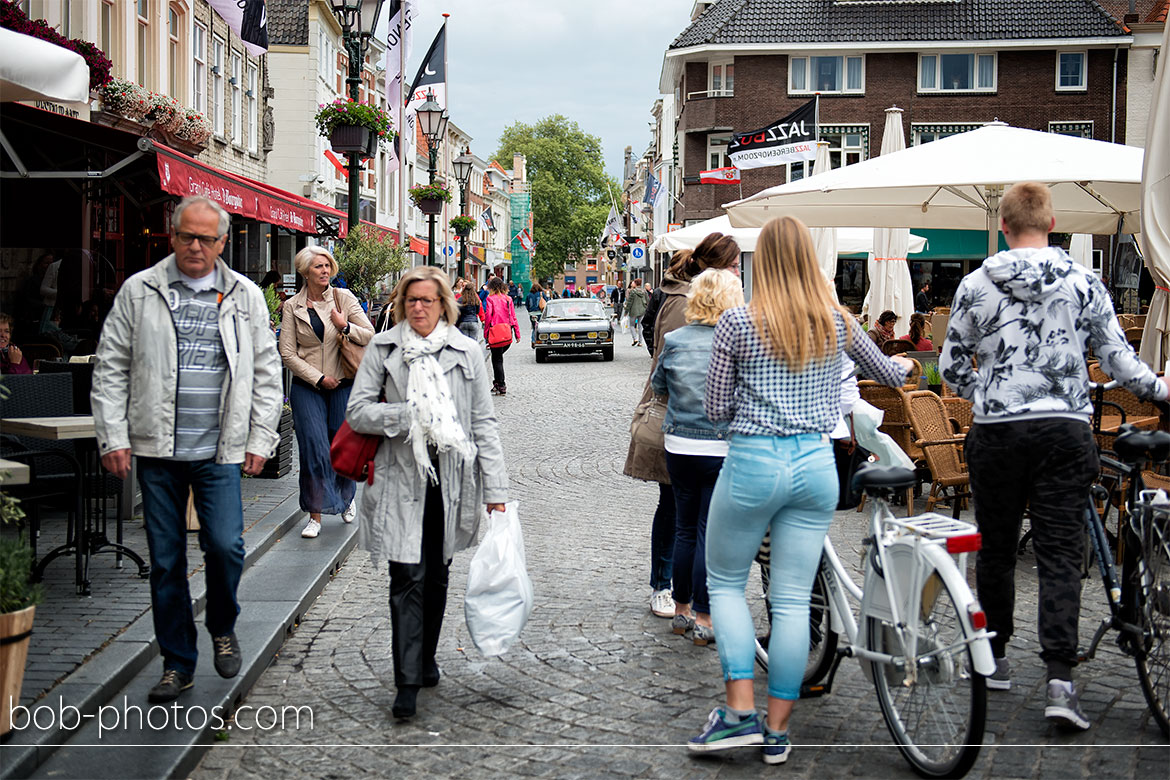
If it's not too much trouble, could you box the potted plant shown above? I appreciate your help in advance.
[923,361,943,395]
[450,215,477,238]
[409,183,452,215]
[314,97,393,159]
[334,224,410,311]
[0,488,40,739]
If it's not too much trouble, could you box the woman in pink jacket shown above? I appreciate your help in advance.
[483,276,520,395]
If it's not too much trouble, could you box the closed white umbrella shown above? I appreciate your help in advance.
[0,27,89,103]
[809,142,838,293]
[648,214,925,255]
[724,124,1145,257]
[862,108,914,328]
[1139,22,1170,369]
[1068,234,1094,270]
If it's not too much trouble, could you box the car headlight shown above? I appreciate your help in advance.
[537,333,549,341]
[549,333,560,340]
[587,331,598,339]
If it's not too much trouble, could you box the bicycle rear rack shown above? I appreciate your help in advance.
[888,512,979,540]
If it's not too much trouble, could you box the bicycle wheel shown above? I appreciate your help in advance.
[752,554,838,684]
[865,570,986,779]
[1134,507,1170,737]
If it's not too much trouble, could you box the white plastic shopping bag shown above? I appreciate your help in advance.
[620,315,629,333]
[464,503,534,656]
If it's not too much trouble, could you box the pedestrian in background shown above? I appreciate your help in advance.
[625,278,649,347]
[279,245,374,539]
[867,309,897,349]
[92,195,282,703]
[650,268,743,646]
[0,313,32,374]
[346,265,508,720]
[612,283,625,324]
[624,235,741,621]
[483,276,520,395]
[940,181,1170,730]
[899,312,934,352]
[525,282,547,331]
[690,216,909,762]
[915,280,932,313]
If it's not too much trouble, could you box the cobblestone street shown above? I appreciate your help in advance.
[192,323,1168,779]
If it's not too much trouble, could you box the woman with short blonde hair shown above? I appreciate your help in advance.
[685,268,745,326]
[279,244,373,539]
[687,217,909,760]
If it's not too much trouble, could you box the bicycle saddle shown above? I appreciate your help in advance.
[1113,424,1170,465]
[852,463,917,493]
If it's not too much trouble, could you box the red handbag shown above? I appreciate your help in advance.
[330,421,380,484]
[485,297,513,347]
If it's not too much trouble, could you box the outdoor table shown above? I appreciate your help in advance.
[0,457,30,485]
[1,415,148,595]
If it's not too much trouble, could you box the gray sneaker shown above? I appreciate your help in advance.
[1045,680,1090,730]
[986,657,1011,691]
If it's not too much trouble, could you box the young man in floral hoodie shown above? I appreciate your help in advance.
[940,182,1169,730]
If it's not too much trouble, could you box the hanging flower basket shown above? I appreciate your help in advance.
[329,124,377,157]
[450,215,476,238]
[315,98,393,157]
[417,198,444,215]
[409,183,452,216]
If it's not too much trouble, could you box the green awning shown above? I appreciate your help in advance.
[840,229,1007,260]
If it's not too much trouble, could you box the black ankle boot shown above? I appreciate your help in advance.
[422,661,441,688]
[392,685,419,719]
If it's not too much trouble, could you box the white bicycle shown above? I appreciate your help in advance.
[754,464,996,779]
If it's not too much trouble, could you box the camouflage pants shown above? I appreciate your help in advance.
[966,419,1099,679]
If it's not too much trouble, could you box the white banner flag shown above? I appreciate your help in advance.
[206,0,268,56]
[384,0,413,175]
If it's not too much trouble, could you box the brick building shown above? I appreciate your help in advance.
[658,0,1152,304]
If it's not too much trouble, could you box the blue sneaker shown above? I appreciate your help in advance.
[687,707,763,752]
[762,730,791,764]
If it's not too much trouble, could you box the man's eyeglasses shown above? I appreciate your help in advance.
[174,231,224,248]
[405,296,438,308]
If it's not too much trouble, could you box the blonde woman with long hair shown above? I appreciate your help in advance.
[687,217,910,762]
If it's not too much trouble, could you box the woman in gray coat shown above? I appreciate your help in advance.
[346,266,509,720]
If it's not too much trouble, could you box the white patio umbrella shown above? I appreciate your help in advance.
[809,142,838,293]
[725,124,1145,257]
[862,108,915,327]
[1068,234,1094,270]
[1139,22,1170,370]
[0,27,89,103]
[648,214,925,255]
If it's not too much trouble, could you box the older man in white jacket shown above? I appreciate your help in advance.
[92,196,282,704]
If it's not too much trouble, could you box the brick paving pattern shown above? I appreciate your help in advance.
[191,323,1168,779]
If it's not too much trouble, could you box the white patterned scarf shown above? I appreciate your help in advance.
[401,323,475,483]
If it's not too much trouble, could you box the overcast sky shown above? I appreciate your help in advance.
[397,1,695,181]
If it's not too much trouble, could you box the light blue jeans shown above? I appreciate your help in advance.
[706,433,837,700]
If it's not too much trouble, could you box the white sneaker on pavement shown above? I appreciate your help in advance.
[651,589,673,618]
[342,501,356,524]
[301,518,321,538]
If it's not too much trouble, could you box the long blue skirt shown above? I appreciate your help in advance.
[289,379,357,515]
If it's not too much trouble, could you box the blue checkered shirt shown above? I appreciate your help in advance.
[706,307,908,437]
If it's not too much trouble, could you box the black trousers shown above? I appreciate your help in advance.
[388,473,449,688]
[965,419,1099,678]
[489,343,510,389]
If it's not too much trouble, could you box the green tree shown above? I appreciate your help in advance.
[494,115,619,280]
[334,225,410,310]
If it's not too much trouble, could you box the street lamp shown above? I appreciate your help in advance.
[452,148,474,280]
[416,88,448,266]
[328,0,384,236]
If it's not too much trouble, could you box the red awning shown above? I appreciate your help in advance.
[409,236,428,255]
[153,142,343,234]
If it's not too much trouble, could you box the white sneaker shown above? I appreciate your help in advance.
[301,518,321,538]
[342,501,356,524]
[651,589,674,618]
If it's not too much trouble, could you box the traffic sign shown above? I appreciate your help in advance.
[444,245,455,256]
[631,246,645,260]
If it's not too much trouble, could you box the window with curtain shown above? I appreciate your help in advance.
[136,0,150,89]
[192,22,206,113]
[706,134,731,169]
[911,123,981,145]
[212,35,225,136]
[918,53,996,92]
[100,1,116,67]
[789,55,864,94]
[1056,52,1086,91]
[231,53,242,144]
[709,60,734,96]
[247,63,258,151]
[786,126,867,183]
[167,6,181,97]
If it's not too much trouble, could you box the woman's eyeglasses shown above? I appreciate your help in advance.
[406,296,438,308]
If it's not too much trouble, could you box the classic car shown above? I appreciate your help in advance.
[532,299,614,362]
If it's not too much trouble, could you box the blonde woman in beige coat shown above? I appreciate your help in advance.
[279,246,373,539]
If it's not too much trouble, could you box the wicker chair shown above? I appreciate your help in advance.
[1124,326,1144,353]
[882,338,916,356]
[1086,362,1163,451]
[940,396,973,433]
[901,357,922,390]
[857,381,920,516]
[905,390,970,519]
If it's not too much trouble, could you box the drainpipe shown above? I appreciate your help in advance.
[1111,45,1119,143]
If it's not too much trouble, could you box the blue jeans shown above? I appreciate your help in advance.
[666,451,723,613]
[650,482,675,591]
[290,379,356,514]
[138,458,246,676]
[706,434,836,700]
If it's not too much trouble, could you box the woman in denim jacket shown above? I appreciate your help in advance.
[686,217,910,763]
[650,269,743,646]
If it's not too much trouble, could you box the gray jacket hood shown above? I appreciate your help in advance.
[983,245,1075,303]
